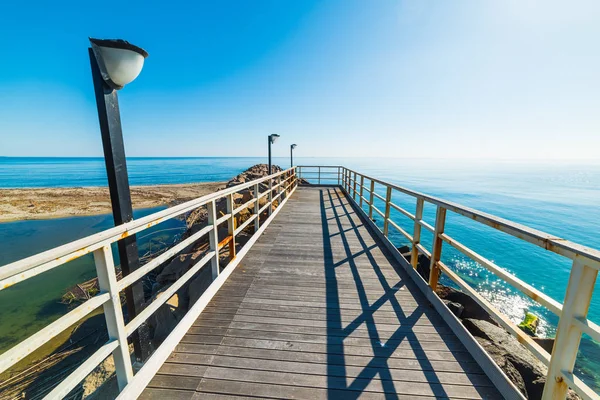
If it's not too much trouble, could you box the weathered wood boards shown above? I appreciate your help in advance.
[141,187,502,399]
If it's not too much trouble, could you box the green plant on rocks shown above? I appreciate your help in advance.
[518,311,539,336]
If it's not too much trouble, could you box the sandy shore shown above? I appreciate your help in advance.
[0,182,226,222]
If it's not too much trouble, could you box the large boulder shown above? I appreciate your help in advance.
[463,318,547,399]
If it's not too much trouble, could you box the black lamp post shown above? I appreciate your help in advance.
[88,38,151,363]
[290,144,297,168]
[268,134,280,174]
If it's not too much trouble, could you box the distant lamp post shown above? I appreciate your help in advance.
[268,134,280,174]
[88,38,151,363]
[290,144,297,168]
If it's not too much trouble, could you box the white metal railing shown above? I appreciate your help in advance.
[297,165,343,185]
[0,167,298,399]
[326,166,600,400]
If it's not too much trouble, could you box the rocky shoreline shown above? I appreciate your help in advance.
[0,181,226,222]
[400,246,578,400]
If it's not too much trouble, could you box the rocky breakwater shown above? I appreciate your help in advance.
[399,246,579,400]
[147,164,295,342]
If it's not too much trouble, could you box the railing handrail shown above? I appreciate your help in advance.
[341,167,600,269]
[333,165,599,400]
[0,167,297,288]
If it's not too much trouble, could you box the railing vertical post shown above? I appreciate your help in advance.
[254,183,260,233]
[318,166,321,185]
[337,167,340,186]
[353,172,357,200]
[359,175,365,208]
[93,246,133,390]
[428,207,446,289]
[368,180,375,220]
[207,200,220,279]
[278,173,282,201]
[383,186,392,237]
[226,194,236,260]
[268,175,273,216]
[411,198,424,269]
[542,260,598,400]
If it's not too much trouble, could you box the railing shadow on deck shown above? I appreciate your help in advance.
[318,186,492,398]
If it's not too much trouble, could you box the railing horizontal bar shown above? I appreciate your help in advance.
[437,261,551,366]
[389,202,416,220]
[388,219,413,242]
[0,168,297,283]
[418,219,435,233]
[215,213,231,227]
[258,201,271,215]
[125,251,216,337]
[43,339,118,400]
[233,198,258,216]
[344,168,600,268]
[118,224,213,291]
[258,190,270,200]
[371,205,385,218]
[416,243,432,258]
[0,292,110,375]
[234,214,258,236]
[439,233,563,316]
[559,370,599,400]
[372,191,386,202]
[359,195,370,205]
[297,172,339,175]
[573,316,600,344]
[297,165,343,168]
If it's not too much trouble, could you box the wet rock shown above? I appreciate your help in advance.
[437,285,497,325]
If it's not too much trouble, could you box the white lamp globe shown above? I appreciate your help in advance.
[90,38,148,90]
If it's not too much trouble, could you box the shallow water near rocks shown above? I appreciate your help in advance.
[1,156,599,392]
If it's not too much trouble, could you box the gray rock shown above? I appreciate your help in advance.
[149,303,178,343]
[532,337,554,354]
[443,300,464,318]
[437,285,497,324]
[463,318,547,399]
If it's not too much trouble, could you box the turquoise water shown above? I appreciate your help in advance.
[0,207,186,357]
[1,157,599,390]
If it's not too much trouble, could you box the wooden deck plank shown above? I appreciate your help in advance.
[142,186,502,399]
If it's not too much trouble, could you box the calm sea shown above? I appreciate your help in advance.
[1,157,599,390]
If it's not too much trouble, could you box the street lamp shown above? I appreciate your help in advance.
[88,38,151,363]
[268,134,280,174]
[290,144,297,168]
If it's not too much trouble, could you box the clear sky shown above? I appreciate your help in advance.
[0,1,598,160]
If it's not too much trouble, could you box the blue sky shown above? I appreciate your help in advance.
[0,1,598,160]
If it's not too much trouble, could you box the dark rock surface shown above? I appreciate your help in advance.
[399,247,574,400]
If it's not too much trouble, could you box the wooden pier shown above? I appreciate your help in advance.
[2,166,599,399]
[142,187,501,399]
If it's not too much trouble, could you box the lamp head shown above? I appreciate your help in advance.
[291,144,297,149]
[269,134,280,144]
[90,38,148,90]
